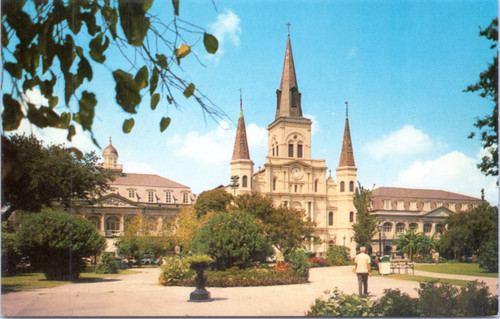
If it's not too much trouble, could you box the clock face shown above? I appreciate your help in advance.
[291,167,303,179]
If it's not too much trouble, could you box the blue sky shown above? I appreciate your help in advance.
[12,0,498,204]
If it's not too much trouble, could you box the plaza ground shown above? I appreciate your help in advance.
[2,266,498,317]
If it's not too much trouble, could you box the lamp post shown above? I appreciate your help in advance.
[382,233,386,257]
[377,222,383,257]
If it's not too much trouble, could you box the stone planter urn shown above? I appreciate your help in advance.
[187,256,213,302]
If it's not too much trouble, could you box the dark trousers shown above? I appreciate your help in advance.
[357,273,368,295]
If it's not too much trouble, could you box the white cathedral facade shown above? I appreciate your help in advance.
[227,34,358,257]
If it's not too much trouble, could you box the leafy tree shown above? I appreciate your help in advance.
[325,245,351,266]
[193,188,233,218]
[234,192,317,260]
[396,229,435,261]
[465,18,498,176]
[352,182,378,248]
[116,213,174,263]
[439,204,498,261]
[172,206,213,253]
[191,210,273,270]
[477,235,498,273]
[1,134,112,222]
[95,252,118,274]
[16,208,106,280]
[2,0,224,141]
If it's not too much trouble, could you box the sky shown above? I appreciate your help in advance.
[10,0,499,204]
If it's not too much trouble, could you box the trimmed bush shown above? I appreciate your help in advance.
[190,211,273,270]
[374,289,420,317]
[287,250,310,280]
[478,238,498,273]
[158,257,191,286]
[95,252,118,274]
[16,208,105,280]
[306,288,380,317]
[325,245,351,266]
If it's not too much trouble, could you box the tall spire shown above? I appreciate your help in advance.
[338,103,355,167]
[232,91,251,161]
[275,31,302,119]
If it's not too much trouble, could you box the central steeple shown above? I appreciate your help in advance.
[275,33,303,119]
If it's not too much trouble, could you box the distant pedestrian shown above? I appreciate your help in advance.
[354,246,371,296]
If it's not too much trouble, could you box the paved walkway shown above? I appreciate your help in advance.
[2,266,498,317]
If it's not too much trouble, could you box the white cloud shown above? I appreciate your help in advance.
[122,161,159,175]
[304,113,319,135]
[396,150,498,204]
[363,125,437,160]
[208,9,241,57]
[167,120,267,165]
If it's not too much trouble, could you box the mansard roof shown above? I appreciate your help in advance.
[372,187,482,202]
[111,173,189,189]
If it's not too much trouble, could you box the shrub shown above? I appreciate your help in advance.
[1,224,22,275]
[306,288,382,317]
[95,252,118,274]
[158,257,191,286]
[16,208,105,280]
[190,211,273,270]
[478,238,498,273]
[325,245,351,266]
[287,250,310,280]
[374,289,420,317]
[309,257,330,267]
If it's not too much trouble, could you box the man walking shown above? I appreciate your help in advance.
[354,246,371,296]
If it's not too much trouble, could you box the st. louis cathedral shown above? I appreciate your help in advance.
[227,33,358,257]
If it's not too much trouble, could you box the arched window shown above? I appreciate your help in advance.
[396,222,405,233]
[314,180,318,192]
[349,181,354,192]
[340,181,345,192]
[424,223,432,233]
[297,143,303,158]
[349,211,354,223]
[242,175,248,188]
[288,143,294,157]
[106,217,120,234]
[272,178,276,191]
[383,222,392,232]
[328,212,334,226]
[88,216,100,230]
[435,224,444,234]
[409,223,418,231]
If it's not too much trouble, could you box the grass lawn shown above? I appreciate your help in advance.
[1,269,137,293]
[415,263,498,278]
[386,274,473,287]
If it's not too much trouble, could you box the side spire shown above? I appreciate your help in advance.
[275,30,302,119]
[232,90,251,160]
[338,102,355,167]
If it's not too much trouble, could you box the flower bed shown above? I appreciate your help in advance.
[159,259,307,287]
[309,257,331,267]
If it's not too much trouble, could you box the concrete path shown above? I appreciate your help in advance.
[2,266,498,317]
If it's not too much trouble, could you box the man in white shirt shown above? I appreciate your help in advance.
[354,246,371,296]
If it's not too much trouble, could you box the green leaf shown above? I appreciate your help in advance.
[74,91,97,131]
[150,67,159,95]
[155,54,168,70]
[183,83,195,98]
[118,1,150,47]
[2,94,24,131]
[203,33,219,54]
[134,66,149,90]
[77,57,93,82]
[172,0,179,16]
[122,118,135,133]
[4,62,22,79]
[67,124,76,141]
[89,33,109,63]
[112,69,141,113]
[68,147,84,160]
[160,117,171,132]
[150,93,160,110]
